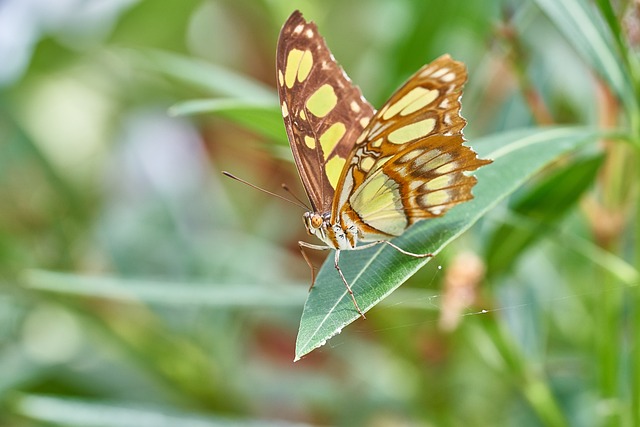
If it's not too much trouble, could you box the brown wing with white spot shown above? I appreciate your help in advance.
[277,10,374,213]
[332,55,492,239]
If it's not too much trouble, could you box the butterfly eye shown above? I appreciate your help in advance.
[310,214,323,229]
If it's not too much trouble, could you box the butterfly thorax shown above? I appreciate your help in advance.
[303,211,359,250]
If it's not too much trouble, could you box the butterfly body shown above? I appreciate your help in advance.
[276,11,492,317]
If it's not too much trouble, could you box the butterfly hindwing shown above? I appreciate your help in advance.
[276,11,374,213]
[333,55,491,239]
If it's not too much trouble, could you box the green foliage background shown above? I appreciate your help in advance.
[1,0,638,426]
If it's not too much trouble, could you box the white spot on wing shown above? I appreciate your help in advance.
[431,67,450,78]
[420,66,436,77]
[441,72,456,82]
[398,150,421,163]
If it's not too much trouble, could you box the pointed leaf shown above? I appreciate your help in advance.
[295,126,599,360]
[23,270,307,308]
[170,99,284,142]
[14,394,310,427]
[132,49,277,102]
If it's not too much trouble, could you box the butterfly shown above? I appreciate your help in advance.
[276,10,492,318]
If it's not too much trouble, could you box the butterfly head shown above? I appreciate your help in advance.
[303,211,359,250]
[303,211,328,239]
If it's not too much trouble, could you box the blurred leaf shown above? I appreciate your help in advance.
[0,347,42,399]
[109,0,201,51]
[0,111,86,269]
[554,229,639,285]
[593,0,625,51]
[23,270,444,311]
[133,49,277,102]
[23,270,307,308]
[13,394,312,427]
[0,110,81,213]
[295,126,599,360]
[170,99,285,142]
[487,154,605,274]
[534,0,639,117]
[468,320,568,427]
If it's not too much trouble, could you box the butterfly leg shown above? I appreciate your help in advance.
[298,241,330,290]
[382,240,433,258]
[298,242,366,319]
[333,250,366,319]
[353,240,433,258]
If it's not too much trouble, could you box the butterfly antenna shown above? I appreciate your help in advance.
[281,183,311,210]
[222,171,309,211]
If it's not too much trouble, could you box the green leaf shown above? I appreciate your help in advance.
[533,0,638,117]
[295,126,599,360]
[22,270,307,308]
[13,394,308,427]
[486,154,605,275]
[131,49,277,102]
[170,99,285,142]
[556,230,639,286]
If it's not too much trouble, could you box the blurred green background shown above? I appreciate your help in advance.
[1,0,639,426]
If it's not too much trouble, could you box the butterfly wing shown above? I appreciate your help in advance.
[276,11,375,213]
[333,55,492,240]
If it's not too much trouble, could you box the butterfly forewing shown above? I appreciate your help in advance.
[276,11,375,213]
[333,55,492,239]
